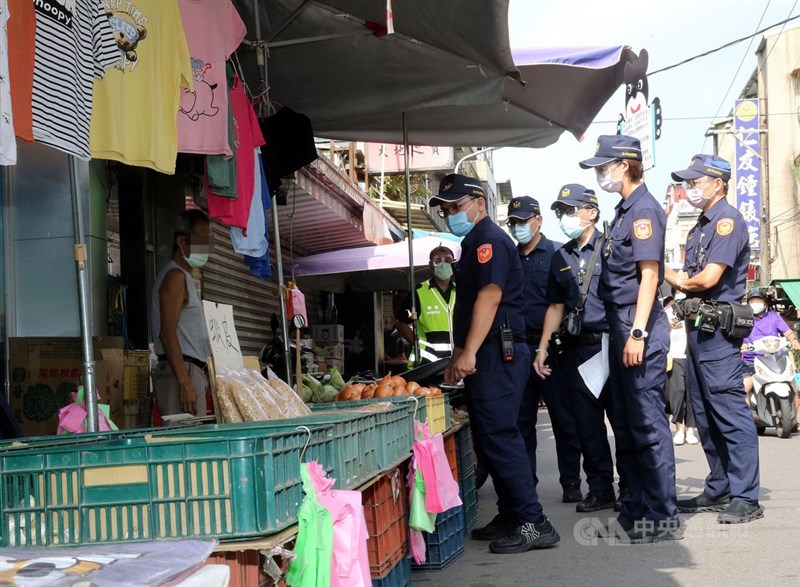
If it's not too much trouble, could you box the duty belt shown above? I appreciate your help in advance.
[574,331,606,345]
[482,333,526,347]
[525,329,543,345]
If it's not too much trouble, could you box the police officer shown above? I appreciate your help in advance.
[506,196,583,503]
[665,154,763,524]
[394,246,457,368]
[533,184,628,513]
[579,135,681,542]
[433,173,559,554]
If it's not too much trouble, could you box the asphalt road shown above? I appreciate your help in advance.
[413,412,800,586]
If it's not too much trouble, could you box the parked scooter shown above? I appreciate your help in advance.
[747,336,797,438]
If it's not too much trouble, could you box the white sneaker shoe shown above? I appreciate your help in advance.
[673,431,686,446]
[685,428,699,445]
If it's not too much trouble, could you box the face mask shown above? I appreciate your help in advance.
[559,214,587,240]
[446,199,478,237]
[433,263,453,280]
[182,243,210,268]
[597,165,623,193]
[749,302,765,315]
[512,222,537,245]
[184,252,209,268]
[685,183,716,209]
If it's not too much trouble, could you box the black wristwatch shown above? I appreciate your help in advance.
[630,328,648,341]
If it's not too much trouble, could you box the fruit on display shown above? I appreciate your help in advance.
[333,372,442,402]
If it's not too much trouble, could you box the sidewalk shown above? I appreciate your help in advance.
[414,413,800,586]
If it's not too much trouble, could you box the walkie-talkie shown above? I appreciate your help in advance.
[500,312,515,362]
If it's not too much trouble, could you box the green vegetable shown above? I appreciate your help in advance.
[320,384,339,403]
[329,367,346,391]
[302,374,321,394]
[300,384,314,403]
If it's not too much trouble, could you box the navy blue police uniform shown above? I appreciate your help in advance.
[580,136,679,534]
[672,156,760,513]
[508,196,583,499]
[430,175,547,533]
[546,185,627,502]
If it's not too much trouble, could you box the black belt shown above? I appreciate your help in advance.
[157,354,207,371]
[482,333,526,347]
[525,329,543,345]
[574,331,606,345]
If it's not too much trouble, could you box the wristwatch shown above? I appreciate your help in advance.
[630,328,648,341]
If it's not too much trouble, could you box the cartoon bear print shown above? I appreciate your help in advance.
[106,9,147,64]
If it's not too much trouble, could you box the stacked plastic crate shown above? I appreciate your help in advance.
[455,424,478,532]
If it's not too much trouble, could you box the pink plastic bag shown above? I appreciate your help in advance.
[412,422,462,514]
[57,388,117,435]
[307,462,370,587]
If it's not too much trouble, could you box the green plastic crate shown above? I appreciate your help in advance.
[151,413,381,490]
[0,424,334,547]
[311,403,413,471]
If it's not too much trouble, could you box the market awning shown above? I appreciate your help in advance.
[772,279,800,309]
[282,156,401,255]
[291,233,460,293]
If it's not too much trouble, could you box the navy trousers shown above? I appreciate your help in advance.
[606,302,679,525]
[465,342,543,523]
[520,345,582,490]
[685,326,760,504]
[560,340,627,494]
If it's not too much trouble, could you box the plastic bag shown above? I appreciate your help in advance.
[57,386,118,435]
[412,422,462,514]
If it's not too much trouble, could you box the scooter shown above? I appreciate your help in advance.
[748,336,797,438]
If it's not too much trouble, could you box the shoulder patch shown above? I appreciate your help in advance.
[633,219,652,240]
[716,218,734,236]
[477,244,493,264]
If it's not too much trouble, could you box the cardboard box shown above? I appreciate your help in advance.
[8,337,135,437]
[315,343,344,360]
[312,324,344,343]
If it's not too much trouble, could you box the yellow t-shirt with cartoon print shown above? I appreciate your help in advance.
[90,0,193,174]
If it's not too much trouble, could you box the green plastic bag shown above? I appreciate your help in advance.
[409,467,436,532]
[287,464,334,587]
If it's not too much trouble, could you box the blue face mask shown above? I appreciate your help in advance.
[511,222,537,245]
[446,199,478,236]
[559,215,587,240]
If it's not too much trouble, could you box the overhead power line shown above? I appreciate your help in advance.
[649,12,800,76]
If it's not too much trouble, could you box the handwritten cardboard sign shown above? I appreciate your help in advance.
[202,301,243,370]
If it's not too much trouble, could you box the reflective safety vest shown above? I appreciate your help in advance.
[409,280,456,367]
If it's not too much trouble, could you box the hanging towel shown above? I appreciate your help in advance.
[230,150,268,257]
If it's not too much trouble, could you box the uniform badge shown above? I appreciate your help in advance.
[559,265,572,272]
[716,218,734,236]
[477,244,493,263]
[443,182,453,192]
[512,200,522,209]
[633,219,652,240]
[561,188,571,198]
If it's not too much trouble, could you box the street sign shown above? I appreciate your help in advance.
[733,98,762,251]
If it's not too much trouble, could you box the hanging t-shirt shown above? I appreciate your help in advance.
[31,0,119,159]
[90,0,193,174]
[7,0,35,143]
[231,150,268,257]
[207,75,265,228]
[0,0,15,165]
[177,0,246,156]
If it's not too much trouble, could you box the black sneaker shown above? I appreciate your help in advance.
[614,487,629,513]
[562,484,583,503]
[470,513,518,541]
[625,520,685,544]
[488,518,560,554]
[717,500,764,524]
[576,490,616,513]
[677,493,731,513]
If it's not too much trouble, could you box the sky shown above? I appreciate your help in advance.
[494,0,799,238]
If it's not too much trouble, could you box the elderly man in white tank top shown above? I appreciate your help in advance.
[151,209,213,416]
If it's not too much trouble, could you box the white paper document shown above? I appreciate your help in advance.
[578,333,610,399]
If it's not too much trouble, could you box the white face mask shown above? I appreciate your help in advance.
[749,302,765,315]
[559,214,587,240]
[685,180,717,209]
[596,163,623,193]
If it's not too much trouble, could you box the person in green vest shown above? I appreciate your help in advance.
[394,246,457,368]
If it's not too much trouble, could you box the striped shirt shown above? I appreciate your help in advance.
[31,0,119,159]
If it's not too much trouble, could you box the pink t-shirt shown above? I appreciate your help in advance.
[207,75,266,228]
[177,0,246,156]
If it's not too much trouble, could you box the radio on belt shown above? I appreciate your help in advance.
[500,313,515,362]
